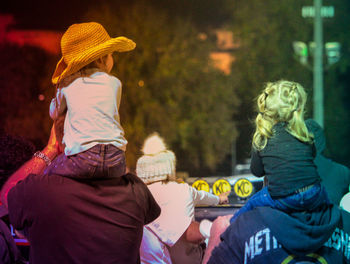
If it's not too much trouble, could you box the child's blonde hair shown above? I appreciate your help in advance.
[252,80,313,151]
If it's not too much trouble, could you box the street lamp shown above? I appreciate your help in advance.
[325,42,341,65]
[294,1,337,128]
[293,41,308,65]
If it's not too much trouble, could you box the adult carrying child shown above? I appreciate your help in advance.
[231,80,329,223]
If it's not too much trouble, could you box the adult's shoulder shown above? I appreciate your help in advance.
[209,210,266,264]
[10,173,45,192]
[123,172,145,184]
[8,173,50,205]
[123,173,161,223]
[122,173,150,193]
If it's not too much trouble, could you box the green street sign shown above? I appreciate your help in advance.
[302,6,334,18]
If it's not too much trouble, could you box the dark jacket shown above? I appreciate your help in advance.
[8,172,160,264]
[306,119,350,205]
[250,122,320,197]
[209,205,350,263]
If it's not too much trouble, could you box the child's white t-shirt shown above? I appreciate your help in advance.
[49,72,127,156]
[146,181,219,246]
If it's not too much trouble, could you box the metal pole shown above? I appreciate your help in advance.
[313,0,324,127]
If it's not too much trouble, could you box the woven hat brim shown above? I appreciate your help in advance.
[52,36,136,84]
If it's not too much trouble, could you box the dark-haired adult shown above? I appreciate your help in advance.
[305,119,350,206]
[1,123,161,264]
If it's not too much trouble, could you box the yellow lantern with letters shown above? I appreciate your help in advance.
[212,179,232,196]
[233,178,253,198]
[192,179,210,193]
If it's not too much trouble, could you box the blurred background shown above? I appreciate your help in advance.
[1,0,349,178]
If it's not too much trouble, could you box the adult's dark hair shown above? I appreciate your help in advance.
[0,134,35,188]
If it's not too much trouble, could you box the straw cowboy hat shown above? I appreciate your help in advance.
[52,22,136,84]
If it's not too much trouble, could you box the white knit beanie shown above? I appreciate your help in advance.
[136,133,176,184]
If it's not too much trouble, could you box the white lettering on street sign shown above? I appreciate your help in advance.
[302,6,334,18]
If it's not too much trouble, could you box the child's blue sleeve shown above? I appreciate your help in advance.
[49,89,67,120]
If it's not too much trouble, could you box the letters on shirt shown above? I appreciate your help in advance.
[324,227,350,260]
[244,228,281,264]
[244,227,350,263]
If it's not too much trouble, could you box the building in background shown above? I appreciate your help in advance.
[210,29,239,75]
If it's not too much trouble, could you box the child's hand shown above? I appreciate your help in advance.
[219,191,230,204]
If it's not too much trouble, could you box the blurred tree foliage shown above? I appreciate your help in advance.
[1,1,238,177]
[2,0,349,175]
[225,0,350,167]
[84,1,239,175]
[322,0,350,165]
[226,0,314,160]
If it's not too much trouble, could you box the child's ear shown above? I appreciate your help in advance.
[95,57,104,68]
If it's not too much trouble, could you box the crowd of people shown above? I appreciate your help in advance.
[0,21,350,264]
[202,81,350,264]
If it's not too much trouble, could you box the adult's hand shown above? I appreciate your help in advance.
[202,214,232,264]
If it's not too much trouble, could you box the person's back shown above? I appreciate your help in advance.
[306,118,350,205]
[8,172,160,264]
[136,133,228,264]
[254,122,319,197]
[231,80,328,222]
[250,80,320,197]
[315,154,350,204]
[54,71,126,156]
[146,181,222,242]
[208,205,350,263]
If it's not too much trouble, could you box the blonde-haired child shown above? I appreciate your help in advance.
[231,80,329,223]
[42,22,135,178]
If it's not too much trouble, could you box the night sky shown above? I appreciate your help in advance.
[2,0,229,31]
[2,0,101,30]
